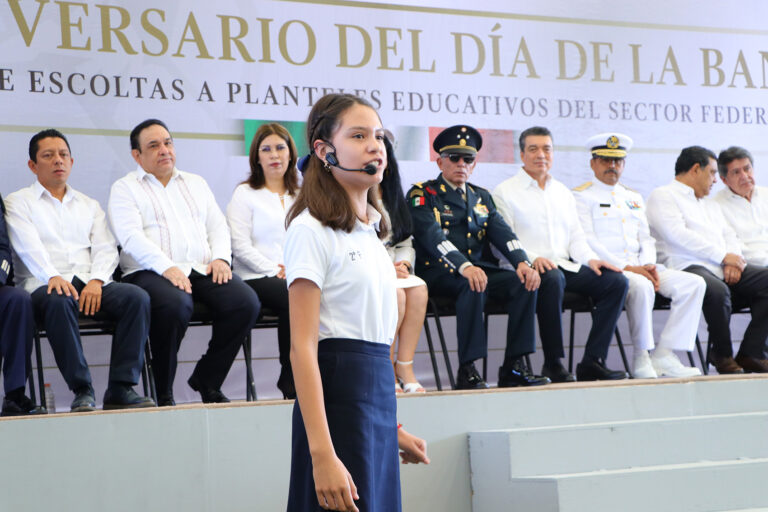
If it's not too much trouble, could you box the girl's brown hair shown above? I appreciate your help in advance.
[245,123,299,195]
[286,94,388,239]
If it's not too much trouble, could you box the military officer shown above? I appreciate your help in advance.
[408,125,548,390]
[573,133,704,378]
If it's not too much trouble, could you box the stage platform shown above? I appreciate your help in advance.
[2,374,767,511]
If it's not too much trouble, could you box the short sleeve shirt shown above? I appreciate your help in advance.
[284,207,397,345]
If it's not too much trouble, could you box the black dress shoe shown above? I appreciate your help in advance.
[576,358,628,381]
[277,366,296,399]
[70,387,97,412]
[103,384,156,410]
[1,394,46,417]
[455,363,489,390]
[188,375,231,403]
[498,359,551,387]
[157,394,176,407]
[542,361,576,383]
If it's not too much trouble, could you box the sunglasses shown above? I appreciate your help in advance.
[444,154,476,164]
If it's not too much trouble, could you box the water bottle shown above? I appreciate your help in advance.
[44,383,56,413]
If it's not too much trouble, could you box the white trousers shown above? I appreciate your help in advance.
[623,267,706,351]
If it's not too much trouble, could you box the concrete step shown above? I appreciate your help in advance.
[469,411,768,477]
[471,457,768,512]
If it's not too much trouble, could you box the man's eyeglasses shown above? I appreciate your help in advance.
[444,154,476,164]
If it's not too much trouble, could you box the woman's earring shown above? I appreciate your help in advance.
[324,161,331,172]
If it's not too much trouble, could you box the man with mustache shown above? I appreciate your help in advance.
[573,133,704,379]
[647,146,768,374]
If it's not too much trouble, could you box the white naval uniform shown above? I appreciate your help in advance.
[574,180,705,351]
[284,206,398,345]
[714,186,768,267]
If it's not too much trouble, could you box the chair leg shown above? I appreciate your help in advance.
[429,299,456,390]
[34,331,45,409]
[422,318,442,391]
[141,365,149,397]
[614,328,632,377]
[568,311,576,373]
[482,312,489,381]
[243,333,257,401]
[686,350,696,368]
[697,335,709,376]
[144,339,158,403]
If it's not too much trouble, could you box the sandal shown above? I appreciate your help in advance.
[395,360,426,393]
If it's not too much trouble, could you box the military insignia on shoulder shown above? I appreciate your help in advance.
[409,188,424,198]
[573,181,593,192]
[440,184,446,193]
[413,182,424,189]
[425,186,437,196]
[412,196,425,207]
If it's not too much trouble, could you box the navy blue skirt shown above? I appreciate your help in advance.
[287,338,401,512]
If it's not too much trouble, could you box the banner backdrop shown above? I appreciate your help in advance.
[3,0,768,207]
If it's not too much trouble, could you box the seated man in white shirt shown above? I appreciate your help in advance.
[6,129,155,412]
[492,126,629,382]
[574,133,704,379]
[715,146,768,266]
[109,119,260,406]
[646,146,768,374]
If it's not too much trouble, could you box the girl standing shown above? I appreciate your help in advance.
[285,94,428,512]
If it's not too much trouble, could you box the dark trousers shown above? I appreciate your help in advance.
[421,266,537,365]
[124,270,260,396]
[0,286,33,393]
[684,265,768,359]
[537,266,628,361]
[31,279,150,391]
[244,277,290,368]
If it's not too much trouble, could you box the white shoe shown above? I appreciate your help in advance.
[633,351,658,379]
[651,351,702,378]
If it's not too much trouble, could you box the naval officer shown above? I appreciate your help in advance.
[408,125,548,390]
[573,133,704,378]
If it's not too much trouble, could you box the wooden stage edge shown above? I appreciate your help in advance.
[3,372,765,422]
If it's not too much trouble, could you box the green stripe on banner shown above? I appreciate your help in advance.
[243,120,308,158]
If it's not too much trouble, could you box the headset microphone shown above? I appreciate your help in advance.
[326,152,378,175]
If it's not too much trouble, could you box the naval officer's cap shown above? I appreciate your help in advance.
[433,125,483,155]
[586,132,633,158]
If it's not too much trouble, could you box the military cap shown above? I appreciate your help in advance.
[433,125,483,155]
[586,132,633,158]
